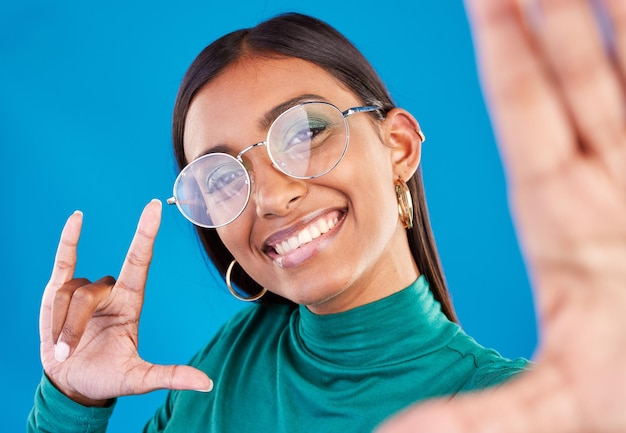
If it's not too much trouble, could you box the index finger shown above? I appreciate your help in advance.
[48,210,84,288]
[116,199,162,293]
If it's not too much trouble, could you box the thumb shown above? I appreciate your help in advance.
[375,396,497,433]
[133,362,214,394]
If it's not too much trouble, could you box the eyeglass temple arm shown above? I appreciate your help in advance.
[342,105,381,116]
[342,105,426,144]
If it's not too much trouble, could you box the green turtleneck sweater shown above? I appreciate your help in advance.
[28,276,529,432]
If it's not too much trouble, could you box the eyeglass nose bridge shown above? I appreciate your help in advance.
[235,140,275,179]
[236,140,267,162]
[236,140,291,180]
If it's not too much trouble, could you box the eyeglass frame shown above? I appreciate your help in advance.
[167,101,426,228]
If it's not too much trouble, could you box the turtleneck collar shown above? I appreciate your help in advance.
[292,275,458,368]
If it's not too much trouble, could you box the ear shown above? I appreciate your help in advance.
[381,108,424,181]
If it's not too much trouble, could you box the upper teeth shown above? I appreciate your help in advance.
[274,216,339,255]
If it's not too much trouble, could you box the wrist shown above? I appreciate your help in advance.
[45,373,113,408]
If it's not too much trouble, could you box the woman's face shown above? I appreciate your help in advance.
[183,56,419,314]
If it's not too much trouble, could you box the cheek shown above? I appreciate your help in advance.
[361,181,399,230]
[215,219,252,259]
[344,136,397,207]
[347,124,394,174]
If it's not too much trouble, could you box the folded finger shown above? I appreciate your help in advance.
[54,276,116,362]
[116,199,161,294]
[51,277,91,344]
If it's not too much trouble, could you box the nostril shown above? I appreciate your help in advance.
[254,171,307,219]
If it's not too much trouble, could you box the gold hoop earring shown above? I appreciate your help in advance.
[395,179,414,229]
[225,260,267,302]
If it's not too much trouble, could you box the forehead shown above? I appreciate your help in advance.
[183,56,358,161]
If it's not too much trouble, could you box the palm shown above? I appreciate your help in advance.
[379,0,626,431]
[41,295,141,401]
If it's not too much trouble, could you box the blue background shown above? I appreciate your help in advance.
[1,1,537,431]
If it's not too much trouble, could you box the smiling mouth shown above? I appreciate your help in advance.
[267,211,343,256]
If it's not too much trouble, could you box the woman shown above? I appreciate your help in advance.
[28,12,528,433]
[29,0,626,431]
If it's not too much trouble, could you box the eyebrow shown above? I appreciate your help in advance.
[193,144,234,161]
[259,93,327,130]
[194,93,328,161]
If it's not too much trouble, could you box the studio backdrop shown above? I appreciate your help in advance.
[0,1,536,431]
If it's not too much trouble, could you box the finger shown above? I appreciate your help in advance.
[604,0,626,76]
[538,0,625,157]
[116,199,162,294]
[48,211,83,289]
[128,362,213,394]
[464,0,574,184]
[51,277,91,344]
[54,276,116,362]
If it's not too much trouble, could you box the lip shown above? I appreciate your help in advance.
[262,209,346,268]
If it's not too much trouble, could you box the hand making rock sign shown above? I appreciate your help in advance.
[39,200,212,407]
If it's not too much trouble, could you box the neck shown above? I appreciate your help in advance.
[306,229,419,315]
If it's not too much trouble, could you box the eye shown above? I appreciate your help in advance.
[282,117,333,154]
[205,163,246,196]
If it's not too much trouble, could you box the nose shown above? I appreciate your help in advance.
[249,153,307,219]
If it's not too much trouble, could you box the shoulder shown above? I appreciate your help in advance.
[446,331,531,392]
[460,356,530,392]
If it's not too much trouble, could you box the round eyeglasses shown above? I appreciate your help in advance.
[167,101,420,228]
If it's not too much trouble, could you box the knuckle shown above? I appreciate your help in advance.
[55,278,91,298]
[60,233,79,248]
[126,249,151,268]
[497,61,544,104]
[60,325,77,342]
[55,258,74,272]
[557,54,604,88]
[136,226,156,242]
[169,365,180,388]
[72,286,98,306]
[97,275,117,286]
[54,286,74,303]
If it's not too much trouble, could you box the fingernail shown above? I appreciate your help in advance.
[54,341,70,362]
[73,210,83,216]
[199,379,214,393]
[150,198,162,205]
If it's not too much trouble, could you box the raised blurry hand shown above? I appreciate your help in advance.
[39,199,212,407]
[379,0,626,431]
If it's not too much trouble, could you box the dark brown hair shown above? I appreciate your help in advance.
[172,12,457,322]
